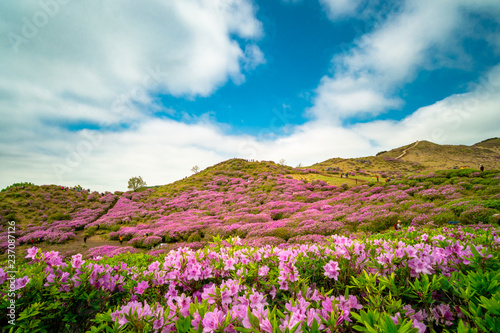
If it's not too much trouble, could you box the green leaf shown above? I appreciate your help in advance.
[470,244,481,259]
[290,320,301,333]
[234,328,254,333]
[457,320,467,333]
[247,308,260,329]
[383,315,398,333]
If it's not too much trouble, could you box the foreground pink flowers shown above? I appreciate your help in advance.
[324,260,340,280]
[3,224,498,332]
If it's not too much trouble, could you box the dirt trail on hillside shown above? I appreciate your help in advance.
[19,198,136,257]
[29,231,132,257]
[396,141,420,160]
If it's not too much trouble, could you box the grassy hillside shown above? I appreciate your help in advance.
[0,185,119,254]
[381,140,500,170]
[1,141,500,258]
[154,158,296,196]
[474,137,500,154]
[0,184,118,226]
[310,139,500,176]
[2,166,499,259]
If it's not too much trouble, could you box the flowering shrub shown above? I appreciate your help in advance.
[287,234,326,244]
[143,236,162,248]
[241,236,285,247]
[85,245,140,258]
[2,168,500,253]
[459,206,495,224]
[2,225,500,332]
[0,186,117,253]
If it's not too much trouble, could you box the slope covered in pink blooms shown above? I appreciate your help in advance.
[0,185,119,252]
[1,159,500,332]
[86,162,500,251]
[1,160,500,254]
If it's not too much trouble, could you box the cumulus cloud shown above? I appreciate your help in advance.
[309,0,500,121]
[1,0,500,192]
[243,44,266,71]
[0,0,265,190]
[312,76,402,120]
[0,0,263,123]
[353,64,500,148]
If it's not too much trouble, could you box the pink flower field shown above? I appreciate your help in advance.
[1,164,500,332]
[1,224,499,332]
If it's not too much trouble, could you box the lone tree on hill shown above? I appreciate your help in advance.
[128,176,146,191]
[191,165,200,174]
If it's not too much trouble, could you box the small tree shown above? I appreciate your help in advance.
[191,165,200,174]
[128,176,146,191]
[279,158,286,166]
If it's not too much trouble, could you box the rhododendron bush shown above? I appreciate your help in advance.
[1,164,500,332]
[2,167,499,254]
[82,168,499,250]
[2,225,500,332]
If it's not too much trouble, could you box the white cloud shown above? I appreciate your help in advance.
[319,0,363,19]
[0,0,265,190]
[353,64,500,148]
[0,0,263,122]
[311,76,402,119]
[310,0,500,121]
[1,0,500,193]
[243,44,266,71]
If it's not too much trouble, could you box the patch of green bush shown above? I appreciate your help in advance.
[478,187,500,196]
[266,227,294,241]
[187,231,203,242]
[432,211,457,225]
[482,200,500,211]
[429,177,447,185]
[459,182,473,190]
[459,206,495,224]
[83,226,98,238]
[4,212,19,223]
[48,212,71,222]
[1,182,35,192]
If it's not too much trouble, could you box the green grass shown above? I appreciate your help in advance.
[288,173,380,186]
[153,159,296,197]
[0,184,116,227]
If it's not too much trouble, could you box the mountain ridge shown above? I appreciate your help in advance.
[310,138,500,175]
[1,137,500,258]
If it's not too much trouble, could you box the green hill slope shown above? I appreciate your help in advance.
[310,139,500,176]
[2,141,500,258]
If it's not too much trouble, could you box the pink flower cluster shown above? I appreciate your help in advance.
[4,223,495,333]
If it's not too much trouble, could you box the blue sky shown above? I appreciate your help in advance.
[156,0,500,131]
[157,0,346,134]
[1,0,500,191]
